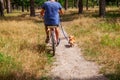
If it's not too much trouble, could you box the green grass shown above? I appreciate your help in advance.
[0,52,21,75]
[100,34,120,47]
[0,37,6,48]
[98,22,120,32]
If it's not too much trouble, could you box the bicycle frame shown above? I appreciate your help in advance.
[48,26,57,56]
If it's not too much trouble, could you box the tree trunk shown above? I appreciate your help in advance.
[86,0,88,10]
[11,3,14,10]
[72,0,74,8]
[30,0,35,17]
[15,4,19,10]
[78,0,83,14]
[27,5,29,12]
[0,0,4,16]
[99,0,106,17]
[74,0,79,8]
[76,0,79,8]
[22,1,24,12]
[64,0,68,10]
[3,0,5,8]
[73,0,75,7]
[116,0,119,7]
[92,0,95,8]
[6,0,11,13]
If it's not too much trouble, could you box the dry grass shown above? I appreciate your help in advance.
[0,11,51,80]
[64,7,120,80]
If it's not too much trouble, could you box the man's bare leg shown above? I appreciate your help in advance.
[55,27,60,45]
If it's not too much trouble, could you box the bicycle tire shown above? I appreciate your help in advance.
[51,31,56,56]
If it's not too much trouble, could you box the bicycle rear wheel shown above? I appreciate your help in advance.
[51,31,56,56]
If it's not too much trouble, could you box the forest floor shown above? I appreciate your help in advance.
[47,22,108,80]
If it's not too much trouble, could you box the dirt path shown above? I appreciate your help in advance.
[49,28,108,80]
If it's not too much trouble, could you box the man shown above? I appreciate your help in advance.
[40,0,63,45]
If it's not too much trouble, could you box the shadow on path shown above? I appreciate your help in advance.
[0,73,109,80]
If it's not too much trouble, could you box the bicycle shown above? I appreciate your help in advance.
[47,26,59,56]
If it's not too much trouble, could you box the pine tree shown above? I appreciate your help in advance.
[78,0,83,14]
[99,0,106,17]
[0,0,4,16]
[30,0,35,17]
[64,0,68,10]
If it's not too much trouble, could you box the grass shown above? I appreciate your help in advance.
[0,7,120,80]
[0,11,53,80]
[64,7,120,80]
[100,34,120,47]
[0,52,21,75]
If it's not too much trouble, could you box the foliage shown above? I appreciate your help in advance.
[35,0,46,6]
[9,0,120,9]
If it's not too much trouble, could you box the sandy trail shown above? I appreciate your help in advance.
[49,28,108,80]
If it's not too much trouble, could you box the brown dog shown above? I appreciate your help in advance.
[68,35,75,47]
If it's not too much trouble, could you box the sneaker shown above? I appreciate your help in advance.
[56,38,60,46]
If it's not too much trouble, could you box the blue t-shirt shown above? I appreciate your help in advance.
[42,1,62,26]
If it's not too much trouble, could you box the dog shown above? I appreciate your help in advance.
[68,35,75,47]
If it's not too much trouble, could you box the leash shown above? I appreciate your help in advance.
[59,23,69,42]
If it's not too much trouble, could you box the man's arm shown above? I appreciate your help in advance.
[40,9,45,16]
[59,9,64,15]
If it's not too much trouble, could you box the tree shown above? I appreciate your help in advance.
[116,0,119,7]
[99,0,106,17]
[0,0,4,16]
[78,0,83,14]
[86,0,88,10]
[73,0,76,7]
[6,0,11,13]
[24,0,30,12]
[64,0,68,10]
[30,0,35,17]
[74,0,79,8]
[21,0,24,12]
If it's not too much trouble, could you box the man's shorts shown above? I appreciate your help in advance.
[45,24,59,28]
